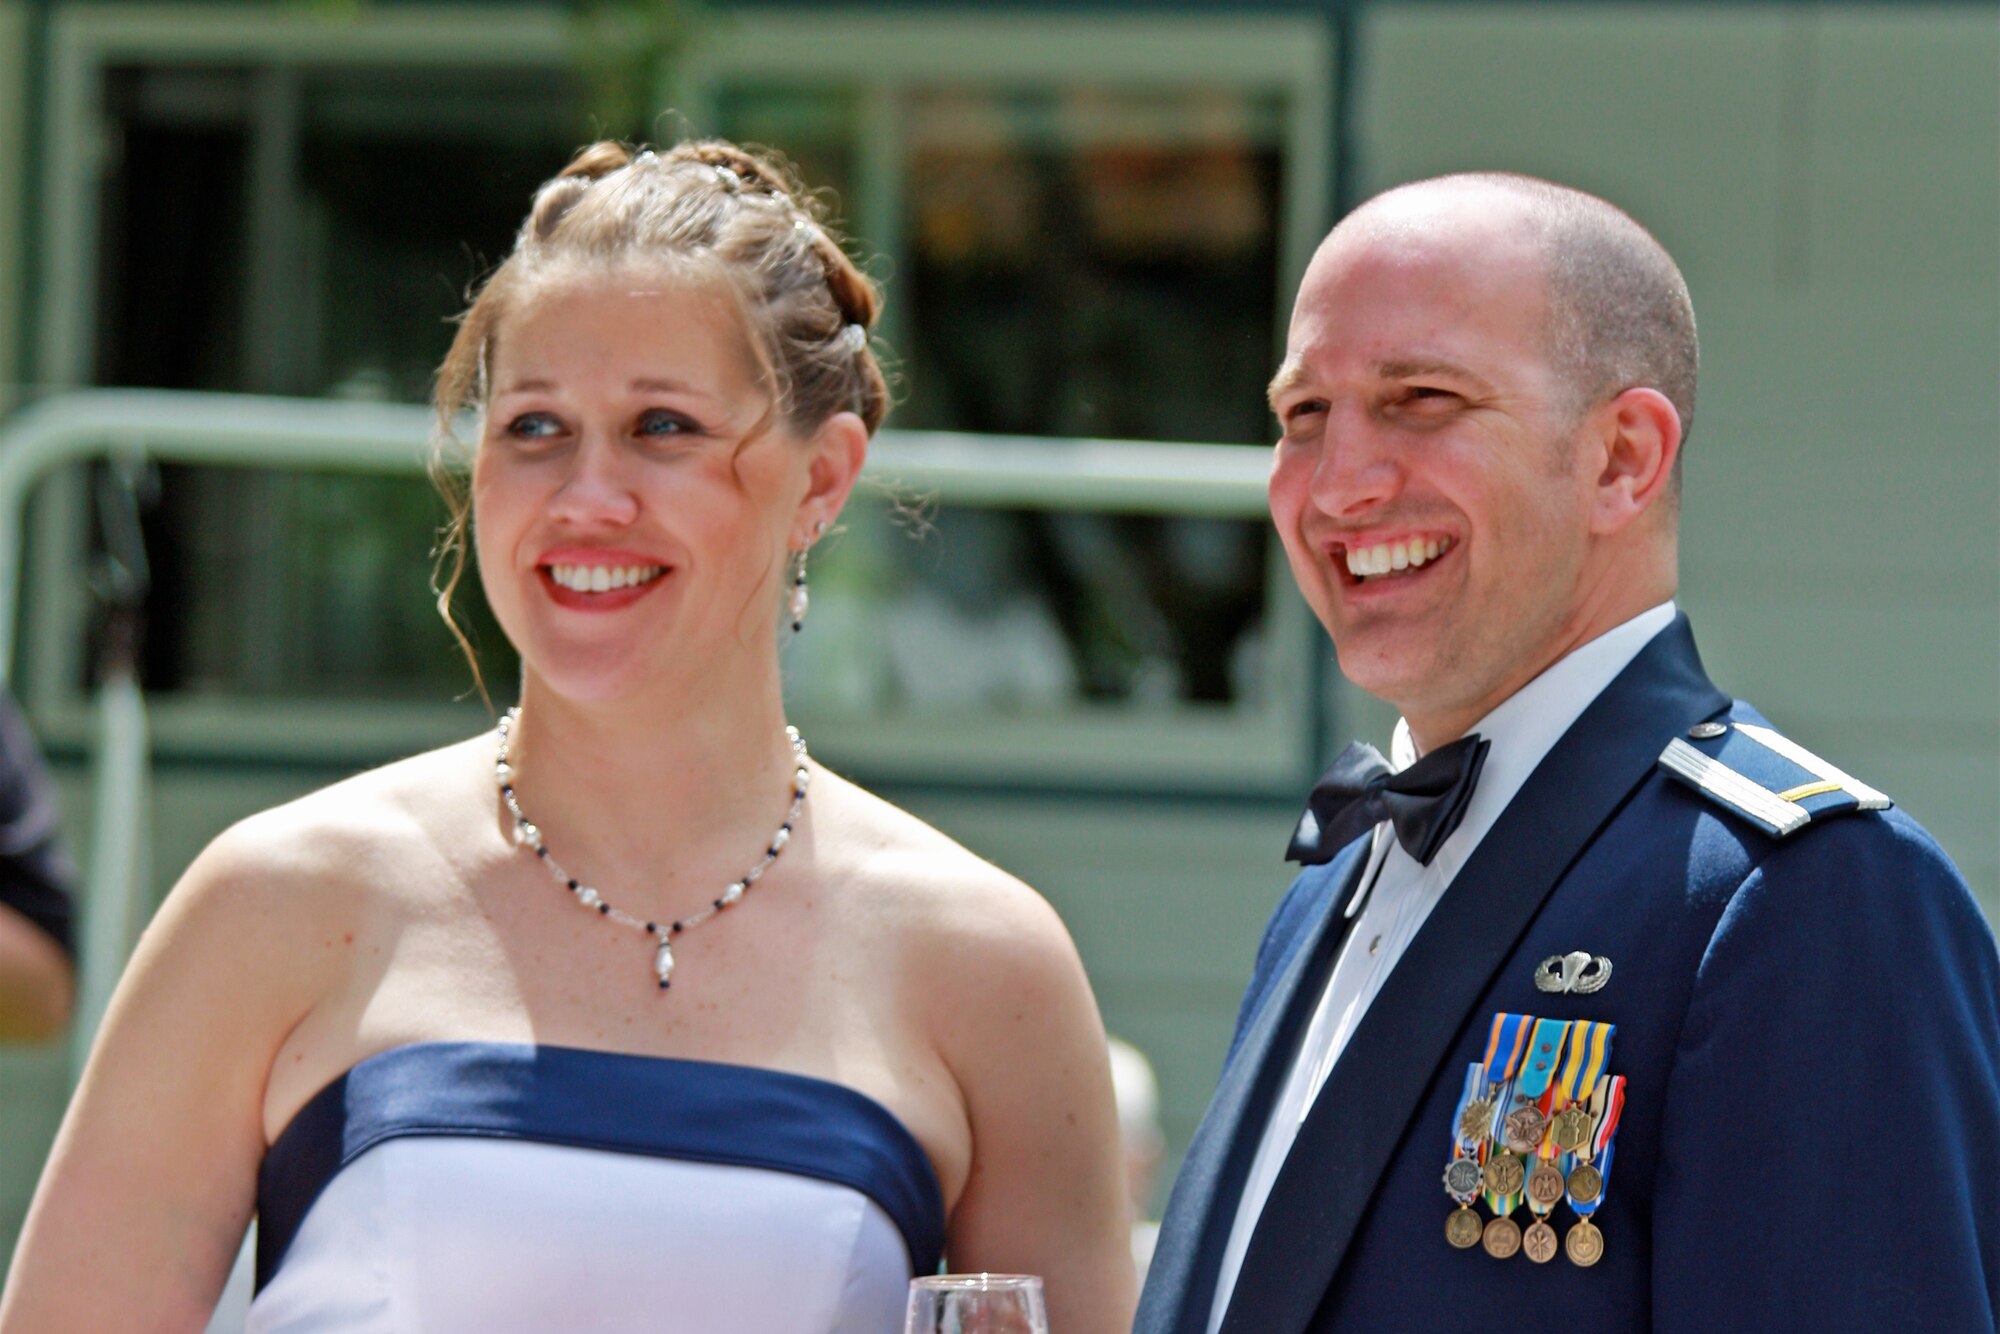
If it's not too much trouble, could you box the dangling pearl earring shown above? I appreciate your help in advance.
[788,521,827,633]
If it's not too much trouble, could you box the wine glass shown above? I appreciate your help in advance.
[904,1273,1049,1334]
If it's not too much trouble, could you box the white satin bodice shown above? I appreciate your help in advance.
[247,1043,944,1334]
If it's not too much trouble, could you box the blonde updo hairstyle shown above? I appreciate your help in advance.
[430,139,889,684]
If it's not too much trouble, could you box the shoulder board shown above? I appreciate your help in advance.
[1657,720,1892,839]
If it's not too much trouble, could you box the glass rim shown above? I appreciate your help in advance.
[910,1273,1044,1291]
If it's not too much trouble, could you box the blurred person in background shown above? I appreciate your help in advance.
[1,139,1134,1334]
[1136,173,2000,1334]
[1108,1035,1166,1282]
[0,689,76,1042]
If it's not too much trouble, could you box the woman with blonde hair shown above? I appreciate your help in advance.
[1,139,1135,1333]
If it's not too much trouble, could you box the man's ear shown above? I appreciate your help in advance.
[1587,387,1682,536]
[794,411,869,543]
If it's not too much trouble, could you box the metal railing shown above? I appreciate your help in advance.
[0,388,1275,682]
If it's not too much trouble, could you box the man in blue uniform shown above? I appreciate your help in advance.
[0,688,75,1041]
[1136,174,2000,1333]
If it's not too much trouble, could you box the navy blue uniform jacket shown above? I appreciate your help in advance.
[1136,617,2000,1333]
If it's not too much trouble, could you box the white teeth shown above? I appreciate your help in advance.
[548,564,665,592]
[1342,538,1452,580]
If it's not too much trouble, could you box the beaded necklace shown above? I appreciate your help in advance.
[494,707,811,990]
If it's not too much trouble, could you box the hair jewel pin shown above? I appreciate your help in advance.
[711,163,743,190]
[838,324,867,354]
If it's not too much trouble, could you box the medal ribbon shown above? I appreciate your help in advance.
[1444,1062,1486,1207]
[1567,1075,1626,1219]
[1482,1012,1533,1082]
[1476,1014,1540,1218]
[1451,1062,1486,1155]
[1509,1019,1570,1221]
[1482,1098,1522,1217]
[1481,1039,1532,1217]
[1514,1017,1570,1106]
[1553,1020,1616,1107]
[1591,1075,1626,1158]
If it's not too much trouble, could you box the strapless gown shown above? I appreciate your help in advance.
[247,1042,945,1333]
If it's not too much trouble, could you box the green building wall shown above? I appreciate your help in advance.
[0,0,27,412]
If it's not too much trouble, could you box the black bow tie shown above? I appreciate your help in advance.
[1285,734,1490,867]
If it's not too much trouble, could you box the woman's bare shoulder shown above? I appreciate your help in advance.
[812,770,1085,1000]
[171,735,488,926]
[816,771,1058,927]
[116,735,490,1053]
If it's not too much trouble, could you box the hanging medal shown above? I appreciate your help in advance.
[1506,1018,1569,1153]
[1475,1013,1535,1258]
[1443,1062,1488,1249]
[1563,1074,1626,1267]
[1509,1018,1571,1263]
[1467,1012,1530,1144]
[1552,1016,1616,1240]
[1550,1019,1616,1156]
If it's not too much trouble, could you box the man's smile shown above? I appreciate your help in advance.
[1332,535,1455,585]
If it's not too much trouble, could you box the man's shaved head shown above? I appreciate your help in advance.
[1339,174,1699,450]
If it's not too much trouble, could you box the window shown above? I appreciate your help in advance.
[59,50,578,702]
[690,14,1333,784]
[23,6,1335,789]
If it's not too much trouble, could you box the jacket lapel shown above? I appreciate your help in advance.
[1218,616,1728,1334]
[1135,841,1371,1334]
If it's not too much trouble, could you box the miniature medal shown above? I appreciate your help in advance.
[1482,1215,1522,1259]
[1521,1095,1568,1264]
[1504,1018,1569,1153]
[1551,1105,1593,1152]
[1526,1160,1566,1209]
[1566,1160,1603,1204]
[1467,1040,1526,1261]
[1561,1075,1627,1269]
[1459,1096,1495,1145]
[1444,1153,1486,1248]
[1519,1131,1570,1262]
[1504,1103,1548,1153]
[1444,1064,1490,1249]
[1446,1206,1484,1249]
[1483,1149,1525,1196]
[1564,1218,1604,1267]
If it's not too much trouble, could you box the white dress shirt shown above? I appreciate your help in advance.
[1206,601,1677,1332]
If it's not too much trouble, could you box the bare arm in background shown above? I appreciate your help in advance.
[0,692,78,1044]
[0,900,71,1041]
